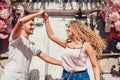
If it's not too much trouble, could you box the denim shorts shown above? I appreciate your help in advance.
[62,69,90,80]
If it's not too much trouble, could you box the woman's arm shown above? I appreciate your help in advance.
[85,43,101,80]
[12,10,45,40]
[37,52,62,66]
[42,12,66,48]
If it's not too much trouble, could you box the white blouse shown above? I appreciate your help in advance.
[61,42,88,72]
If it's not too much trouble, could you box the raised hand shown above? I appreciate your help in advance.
[37,9,45,16]
[41,12,49,21]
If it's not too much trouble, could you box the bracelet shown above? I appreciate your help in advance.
[44,15,49,21]
[45,20,49,23]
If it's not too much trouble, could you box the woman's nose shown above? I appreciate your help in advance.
[66,28,69,31]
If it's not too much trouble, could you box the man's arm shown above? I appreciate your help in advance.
[37,53,62,66]
[12,10,45,40]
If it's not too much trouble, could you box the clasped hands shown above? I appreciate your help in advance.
[37,10,49,21]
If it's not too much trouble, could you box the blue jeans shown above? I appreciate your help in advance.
[62,69,90,80]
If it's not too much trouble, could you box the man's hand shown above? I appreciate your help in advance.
[37,10,45,16]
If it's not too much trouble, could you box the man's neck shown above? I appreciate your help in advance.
[21,32,29,39]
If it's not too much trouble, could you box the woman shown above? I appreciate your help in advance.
[42,12,106,80]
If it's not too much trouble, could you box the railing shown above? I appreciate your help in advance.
[12,0,102,10]
[12,1,102,15]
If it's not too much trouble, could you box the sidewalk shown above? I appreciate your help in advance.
[0,52,8,76]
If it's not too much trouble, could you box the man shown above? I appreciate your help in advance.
[0,10,61,80]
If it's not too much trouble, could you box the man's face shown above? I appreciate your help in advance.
[23,20,35,35]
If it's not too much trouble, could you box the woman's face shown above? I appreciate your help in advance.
[23,20,35,35]
[66,24,74,38]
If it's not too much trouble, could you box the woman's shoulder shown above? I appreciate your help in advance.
[82,41,89,47]
[82,42,92,50]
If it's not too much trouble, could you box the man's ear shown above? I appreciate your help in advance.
[22,24,26,30]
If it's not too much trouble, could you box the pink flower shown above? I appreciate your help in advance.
[0,2,5,9]
[90,12,97,17]
[0,20,9,39]
[115,20,120,31]
[0,9,10,19]
[16,5,24,17]
[0,33,8,39]
[112,5,120,12]
[109,12,120,21]
[111,0,120,6]
[0,20,7,29]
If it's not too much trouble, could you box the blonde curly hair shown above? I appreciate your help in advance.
[69,20,106,55]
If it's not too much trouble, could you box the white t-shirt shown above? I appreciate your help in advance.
[2,35,42,80]
[61,42,88,72]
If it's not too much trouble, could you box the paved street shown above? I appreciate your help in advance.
[0,52,8,76]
